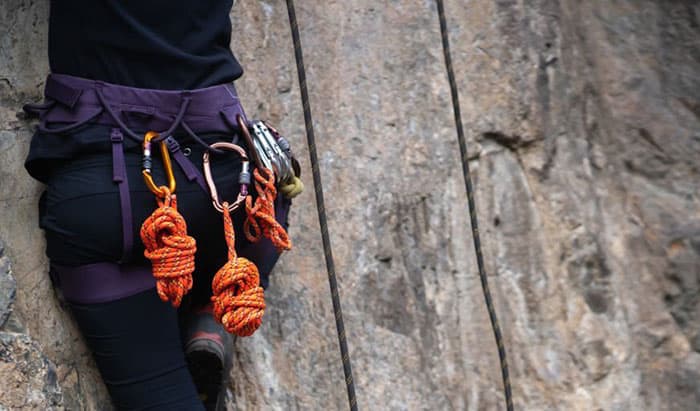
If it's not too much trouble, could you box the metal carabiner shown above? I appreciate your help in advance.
[142,131,176,197]
[252,121,293,183]
[237,115,265,172]
[202,142,250,213]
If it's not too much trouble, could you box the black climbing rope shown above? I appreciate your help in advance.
[285,1,359,410]
[435,1,514,410]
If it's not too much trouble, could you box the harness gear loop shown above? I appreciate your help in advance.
[244,168,292,252]
[140,187,196,308]
[210,202,266,337]
[142,131,176,197]
[202,142,250,213]
[140,131,196,308]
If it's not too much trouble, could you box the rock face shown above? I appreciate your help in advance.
[0,242,16,329]
[0,332,63,410]
[1,1,699,410]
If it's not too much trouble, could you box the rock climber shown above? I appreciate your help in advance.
[23,1,292,409]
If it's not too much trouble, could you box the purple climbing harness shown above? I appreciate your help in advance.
[33,74,247,138]
[26,74,288,303]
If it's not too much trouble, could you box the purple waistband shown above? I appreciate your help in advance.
[51,263,156,305]
[34,73,246,139]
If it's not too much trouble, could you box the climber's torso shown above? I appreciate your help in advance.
[48,0,243,90]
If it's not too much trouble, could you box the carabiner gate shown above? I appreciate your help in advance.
[203,142,250,213]
[142,131,176,197]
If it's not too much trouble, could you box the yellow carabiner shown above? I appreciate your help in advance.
[142,131,176,197]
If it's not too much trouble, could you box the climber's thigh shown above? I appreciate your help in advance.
[69,288,204,411]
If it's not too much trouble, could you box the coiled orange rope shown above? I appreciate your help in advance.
[244,168,292,252]
[140,188,197,308]
[211,202,266,336]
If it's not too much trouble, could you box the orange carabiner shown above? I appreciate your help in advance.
[142,131,176,197]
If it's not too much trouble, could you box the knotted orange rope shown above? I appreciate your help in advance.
[211,202,266,336]
[244,168,292,252]
[140,188,196,308]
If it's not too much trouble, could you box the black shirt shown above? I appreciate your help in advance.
[48,0,243,90]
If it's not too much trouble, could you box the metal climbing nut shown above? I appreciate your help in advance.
[203,141,250,213]
[142,131,176,197]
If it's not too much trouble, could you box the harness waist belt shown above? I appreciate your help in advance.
[35,73,247,138]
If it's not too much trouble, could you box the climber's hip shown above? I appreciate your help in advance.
[40,134,289,304]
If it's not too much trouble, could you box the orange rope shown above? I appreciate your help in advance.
[140,189,196,307]
[244,168,292,252]
[211,202,266,336]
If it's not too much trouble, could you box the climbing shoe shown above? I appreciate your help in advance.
[183,304,234,411]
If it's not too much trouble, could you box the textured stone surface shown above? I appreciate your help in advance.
[1,2,112,410]
[0,241,17,329]
[0,332,62,410]
[1,0,699,410]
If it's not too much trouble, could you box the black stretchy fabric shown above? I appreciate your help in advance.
[49,0,243,90]
[69,288,205,410]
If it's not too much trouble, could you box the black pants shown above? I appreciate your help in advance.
[69,289,205,410]
[39,126,288,409]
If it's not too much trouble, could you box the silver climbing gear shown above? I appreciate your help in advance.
[251,120,294,183]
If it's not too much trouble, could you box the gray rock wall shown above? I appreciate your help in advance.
[1,0,699,410]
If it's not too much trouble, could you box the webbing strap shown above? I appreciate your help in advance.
[44,77,82,108]
[165,136,208,192]
[111,128,134,263]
